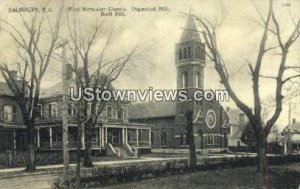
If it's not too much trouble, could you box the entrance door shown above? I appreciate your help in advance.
[107,128,122,145]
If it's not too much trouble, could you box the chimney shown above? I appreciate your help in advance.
[292,118,296,125]
[77,67,85,81]
[239,112,245,126]
[65,63,73,81]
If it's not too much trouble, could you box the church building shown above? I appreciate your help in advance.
[129,14,230,150]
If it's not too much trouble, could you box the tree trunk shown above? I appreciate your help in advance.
[83,126,93,167]
[185,110,197,170]
[26,125,36,172]
[75,110,82,189]
[75,104,83,189]
[257,143,267,173]
[256,135,269,187]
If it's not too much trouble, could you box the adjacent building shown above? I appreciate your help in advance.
[226,108,247,147]
[281,119,300,153]
[0,76,152,155]
[0,81,27,151]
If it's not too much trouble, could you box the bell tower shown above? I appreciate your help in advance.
[175,14,205,89]
[174,14,206,148]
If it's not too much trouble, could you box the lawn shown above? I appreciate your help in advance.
[103,163,300,189]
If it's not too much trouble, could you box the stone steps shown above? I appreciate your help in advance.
[107,143,137,158]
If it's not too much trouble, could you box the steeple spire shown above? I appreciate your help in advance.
[179,14,201,43]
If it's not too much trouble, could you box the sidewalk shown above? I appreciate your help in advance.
[0,153,263,179]
[0,156,188,179]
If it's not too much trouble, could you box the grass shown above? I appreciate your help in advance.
[102,163,300,189]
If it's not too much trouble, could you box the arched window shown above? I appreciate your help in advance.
[115,107,118,118]
[107,106,112,118]
[48,103,57,118]
[3,105,14,121]
[201,48,205,59]
[151,131,154,146]
[123,108,127,119]
[117,107,123,119]
[182,72,188,88]
[87,103,92,115]
[179,49,182,60]
[196,72,201,88]
[188,46,191,58]
[36,104,42,118]
[68,103,77,116]
[161,128,167,146]
[68,104,72,116]
[183,48,187,59]
[180,134,184,145]
[185,133,189,145]
[196,46,201,58]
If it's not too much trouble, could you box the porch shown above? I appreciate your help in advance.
[0,126,27,152]
[37,126,101,150]
[104,125,152,149]
[36,124,152,150]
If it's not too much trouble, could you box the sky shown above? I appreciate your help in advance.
[0,0,300,129]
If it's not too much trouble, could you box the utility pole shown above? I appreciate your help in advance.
[286,102,292,155]
[288,102,291,126]
[60,40,69,178]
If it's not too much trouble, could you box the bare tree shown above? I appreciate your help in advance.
[185,109,197,169]
[194,0,300,178]
[64,14,140,169]
[0,4,63,171]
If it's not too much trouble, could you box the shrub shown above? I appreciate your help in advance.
[60,154,300,188]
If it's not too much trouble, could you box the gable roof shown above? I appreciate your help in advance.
[0,81,14,96]
[267,125,283,142]
[282,122,300,134]
[226,108,247,125]
[40,81,75,98]
[129,101,229,121]
[40,73,114,98]
[226,108,248,138]
[128,101,176,119]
